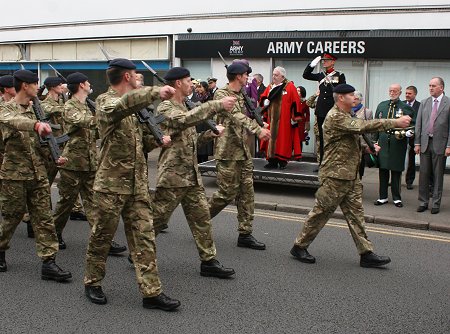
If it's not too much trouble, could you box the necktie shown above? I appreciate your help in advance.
[427,99,439,135]
[408,101,412,106]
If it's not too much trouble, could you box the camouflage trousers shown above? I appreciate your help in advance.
[53,169,96,235]
[294,177,374,255]
[153,185,216,261]
[84,191,162,297]
[209,159,254,234]
[0,179,58,260]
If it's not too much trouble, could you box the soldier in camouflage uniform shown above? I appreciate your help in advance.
[0,70,72,280]
[0,75,16,171]
[208,62,271,250]
[83,58,180,311]
[152,67,236,278]
[52,72,126,254]
[290,84,412,268]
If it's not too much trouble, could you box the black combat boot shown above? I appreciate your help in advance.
[143,293,181,311]
[108,240,127,255]
[0,251,7,272]
[200,259,235,278]
[26,221,34,238]
[85,286,107,305]
[290,245,316,263]
[41,259,72,282]
[69,211,87,221]
[360,251,391,268]
[57,234,66,250]
[237,234,266,250]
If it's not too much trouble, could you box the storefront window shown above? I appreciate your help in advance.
[182,60,211,82]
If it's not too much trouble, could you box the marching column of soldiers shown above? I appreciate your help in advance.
[0,54,412,311]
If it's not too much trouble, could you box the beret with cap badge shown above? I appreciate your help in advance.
[107,58,136,70]
[67,72,89,85]
[163,67,190,81]
[13,70,39,84]
[0,75,14,88]
[44,76,65,87]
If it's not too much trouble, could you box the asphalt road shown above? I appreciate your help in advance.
[1,188,449,334]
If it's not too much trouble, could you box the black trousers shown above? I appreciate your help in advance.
[317,116,325,165]
[379,168,402,202]
[405,136,416,185]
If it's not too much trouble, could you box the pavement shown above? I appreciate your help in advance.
[144,150,450,234]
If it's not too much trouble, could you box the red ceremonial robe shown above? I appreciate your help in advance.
[259,80,301,161]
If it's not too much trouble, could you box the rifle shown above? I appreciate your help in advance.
[217,52,265,127]
[31,97,69,162]
[97,45,166,145]
[48,64,96,115]
[140,60,219,135]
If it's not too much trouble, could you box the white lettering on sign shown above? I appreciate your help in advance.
[272,40,366,55]
[229,45,244,55]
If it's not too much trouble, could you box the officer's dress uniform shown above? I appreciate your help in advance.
[374,100,415,205]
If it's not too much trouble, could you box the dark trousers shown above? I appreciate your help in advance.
[379,168,402,202]
[405,137,416,185]
[317,116,325,165]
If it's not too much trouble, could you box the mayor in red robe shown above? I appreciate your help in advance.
[259,66,301,169]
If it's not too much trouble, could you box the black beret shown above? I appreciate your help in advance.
[164,67,190,81]
[232,59,252,74]
[44,76,64,87]
[227,62,251,75]
[108,58,136,70]
[207,77,217,83]
[67,72,89,85]
[333,84,355,94]
[13,70,39,84]
[0,75,14,88]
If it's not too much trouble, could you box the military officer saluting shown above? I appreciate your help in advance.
[303,53,346,165]
[290,84,411,268]
[0,70,72,281]
[152,67,236,278]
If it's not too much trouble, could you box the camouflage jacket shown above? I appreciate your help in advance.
[41,94,65,136]
[94,86,161,195]
[0,100,48,181]
[156,99,224,188]
[320,105,396,181]
[61,97,98,172]
[213,85,262,160]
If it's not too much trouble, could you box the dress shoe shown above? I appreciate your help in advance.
[70,211,87,221]
[108,240,127,255]
[57,234,66,250]
[394,201,403,208]
[374,199,388,206]
[41,259,72,282]
[0,251,7,272]
[279,161,288,170]
[263,162,278,169]
[406,184,413,190]
[237,234,266,250]
[416,206,427,213]
[143,293,181,311]
[431,208,440,214]
[360,251,391,268]
[290,245,316,264]
[85,286,107,305]
[26,221,34,238]
[200,259,235,278]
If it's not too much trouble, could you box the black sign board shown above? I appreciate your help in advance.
[176,37,450,59]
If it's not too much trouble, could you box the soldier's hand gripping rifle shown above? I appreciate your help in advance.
[217,52,265,127]
[31,96,69,162]
[140,60,219,135]
[97,45,165,144]
[48,64,97,115]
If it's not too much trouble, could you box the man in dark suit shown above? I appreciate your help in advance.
[254,73,266,101]
[403,85,421,189]
[414,77,450,214]
[303,53,346,165]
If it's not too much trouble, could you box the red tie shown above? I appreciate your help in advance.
[427,99,439,135]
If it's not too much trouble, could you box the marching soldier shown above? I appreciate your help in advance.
[83,58,180,311]
[303,53,346,166]
[152,67,236,278]
[52,72,126,254]
[0,75,16,169]
[208,62,271,250]
[373,84,415,208]
[290,84,411,267]
[0,70,72,281]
